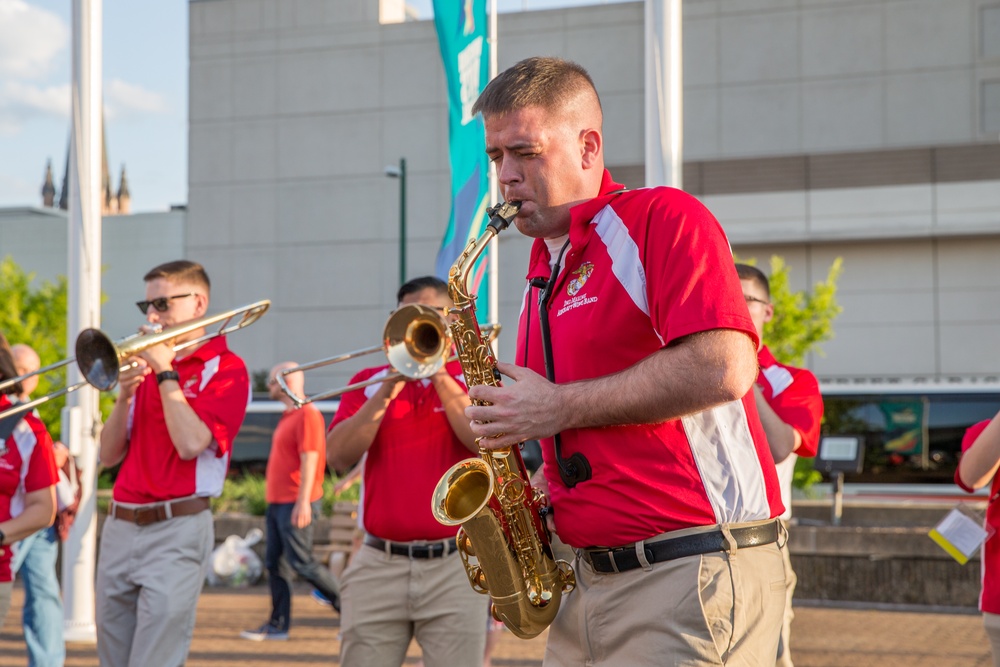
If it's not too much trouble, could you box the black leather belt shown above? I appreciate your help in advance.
[364,535,458,559]
[584,520,779,574]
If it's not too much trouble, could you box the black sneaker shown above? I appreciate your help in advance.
[239,622,289,641]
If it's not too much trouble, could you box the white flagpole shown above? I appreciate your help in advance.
[487,0,500,325]
[645,0,683,188]
[63,0,102,644]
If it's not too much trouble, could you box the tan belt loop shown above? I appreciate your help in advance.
[634,538,653,571]
[720,524,738,557]
[164,500,174,520]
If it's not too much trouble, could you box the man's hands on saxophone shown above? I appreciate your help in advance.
[466,361,564,449]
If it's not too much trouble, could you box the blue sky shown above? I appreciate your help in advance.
[0,0,617,212]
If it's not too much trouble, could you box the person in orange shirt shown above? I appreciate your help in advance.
[240,362,340,641]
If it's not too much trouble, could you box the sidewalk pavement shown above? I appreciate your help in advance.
[0,583,992,666]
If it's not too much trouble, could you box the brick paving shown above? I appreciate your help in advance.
[0,584,992,666]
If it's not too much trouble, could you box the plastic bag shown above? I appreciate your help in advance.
[206,527,264,587]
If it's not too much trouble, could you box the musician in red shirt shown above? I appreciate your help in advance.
[96,261,249,666]
[0,332,57,630]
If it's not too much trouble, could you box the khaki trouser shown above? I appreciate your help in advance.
[776,531,797,667]
[545,541,786,667]
[96,511,214,667]
[0,581,11,631]
[339,541,488,667]
[984,612,1000,667]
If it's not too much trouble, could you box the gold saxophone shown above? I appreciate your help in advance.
[431,201,576,640]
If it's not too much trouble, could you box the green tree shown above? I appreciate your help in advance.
[0,256,114,440]
[0,256,69,437]
[763,256,844,367]
[737,255,844,489]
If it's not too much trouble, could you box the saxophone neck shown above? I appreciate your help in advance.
[448,201,521,308]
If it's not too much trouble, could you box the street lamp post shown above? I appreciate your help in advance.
[384,158,407,285]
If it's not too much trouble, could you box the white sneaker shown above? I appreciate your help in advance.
[239,623,289,641]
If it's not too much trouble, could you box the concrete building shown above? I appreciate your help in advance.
[187,0,1000,391]
[0,207,185,340]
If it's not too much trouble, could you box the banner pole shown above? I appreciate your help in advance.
[487,0,499,326]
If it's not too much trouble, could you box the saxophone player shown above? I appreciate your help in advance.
[326,276,488,667]
[466,57,787,667]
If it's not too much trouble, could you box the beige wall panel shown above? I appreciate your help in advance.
[684,15,720,88]
[232,120,278,182]
[232,57,277,119]
[187,186,232,248]
[719,11,799,84]
[189,59,233,122]
[276,178,391,244]
[938,324,1000,375]
[812,324,938,378]
[937,289,1000,323]
[800,6,884,77]
[815,240,934,291]
[886,71,975,145]
[381,39,445,110]
[276,114,382,179]
[189,122,233,186]
[935,181,1000,229]
[885,0,974,70]
[683,88,721,158]
[720,83,801,156]
[277,48,381,115]
[230,184,278,247]
[275,243,387,310]
[801,79,884,152]
[704,191,809,243]
[936,238,1000,287]
[808,185,933,237]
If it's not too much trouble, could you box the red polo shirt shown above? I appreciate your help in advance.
[756,345,823,520]
[0,395,58,582]
[516,170,783,548]
[956,420,1000,614]
[329,360,471,542]
[113,335,249,504]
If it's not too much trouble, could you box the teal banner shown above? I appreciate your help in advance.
[432,0,491,317]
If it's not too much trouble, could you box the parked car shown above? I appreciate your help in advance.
[230,398,340,470]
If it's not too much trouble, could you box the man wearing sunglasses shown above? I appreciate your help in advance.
[736,263,823,667]
[96,260,250,667]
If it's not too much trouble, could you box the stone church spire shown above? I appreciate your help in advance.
[41,159,56,207]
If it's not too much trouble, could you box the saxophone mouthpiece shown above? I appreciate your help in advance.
[486,201,522,232]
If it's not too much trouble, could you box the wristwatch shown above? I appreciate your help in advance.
[0,528,6,546]
[156,370,180,385]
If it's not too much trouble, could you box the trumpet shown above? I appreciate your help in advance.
[277,304,499,407]
[0,300,270,419]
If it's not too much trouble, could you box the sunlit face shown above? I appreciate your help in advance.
[13,350,40,398]
[142,278,208,339]
[484,105,597,240]
[399,287,454,321]
[741,278,774,348]
[269,363,299,401]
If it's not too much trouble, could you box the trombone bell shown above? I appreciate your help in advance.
[384,304,452,380]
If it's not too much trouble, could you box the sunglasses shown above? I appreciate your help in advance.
[136,293,198,315]
[744,295,770,306]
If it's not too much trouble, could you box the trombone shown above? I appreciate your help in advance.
[277,303,499,407]
[0,300,271,419]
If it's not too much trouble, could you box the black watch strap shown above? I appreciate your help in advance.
[156,370,180,385]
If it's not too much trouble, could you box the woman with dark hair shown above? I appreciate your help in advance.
[0,332,57,627]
